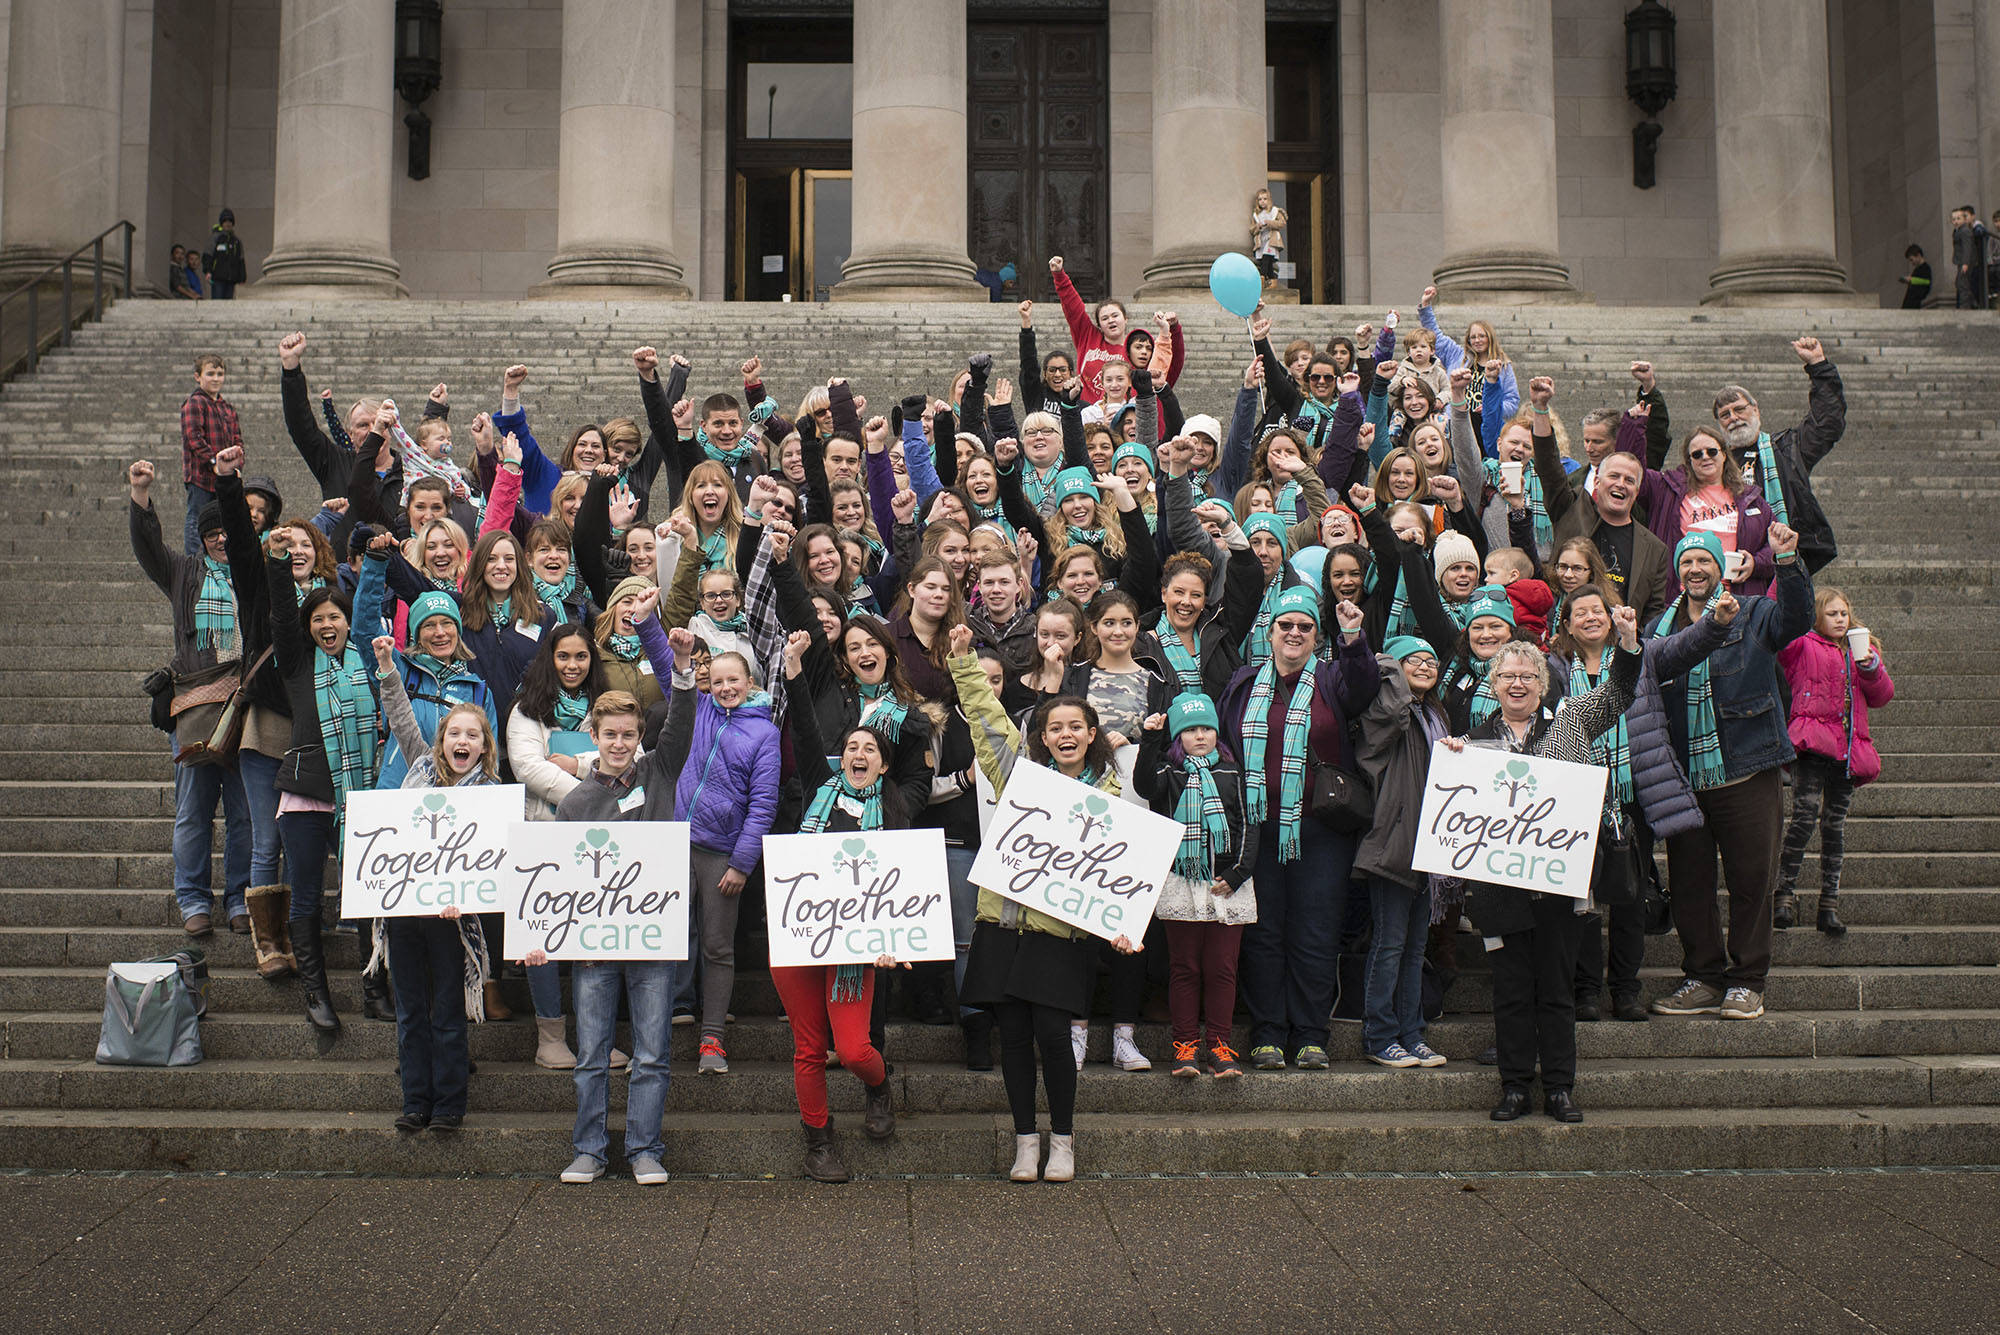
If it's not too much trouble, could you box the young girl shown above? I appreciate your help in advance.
[948,624,1140,1183]
[594,575,664,716]
[1136,694,1258,1078]
[371,641,499,1133]
[1777,589,1894,936]
[1250,186,1287,284]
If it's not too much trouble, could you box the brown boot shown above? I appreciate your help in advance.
[245,884,295,979]
[482,978,513,1021]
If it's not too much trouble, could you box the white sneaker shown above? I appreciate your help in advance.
[1111,1025,1151,1071]
[629,1154,668,1185]
[560,1154,605,1184]
[1071,1021,1088,1071]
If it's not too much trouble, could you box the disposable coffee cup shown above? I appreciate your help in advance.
[1725,549,1750,581]
[1500,461,1524,493]
[1847,627,1871,660]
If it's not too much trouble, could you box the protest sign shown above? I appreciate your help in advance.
[340,785,524,918]
[968,759,1176,940]
[1411,743,1607,899]
[501,821,691,960]
[762,829,955,967]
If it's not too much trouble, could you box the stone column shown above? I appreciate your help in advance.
[541,0,690,295]
[252,0,404,296]
[1430,0,1576,302]
[1977,0,2000,228]
[1704,0,1853,302]
[833,0,983,301]
[0,0,126,285]
[1136,0,1267,298]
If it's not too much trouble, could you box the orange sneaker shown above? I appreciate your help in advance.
[1169,1040,1201,1078]
[1208,1043,1245,1079]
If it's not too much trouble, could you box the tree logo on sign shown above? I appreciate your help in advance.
[1069,791,1114,840]
[573,827,621,876]
[412,792,457,838]
[1493,758,1538,806]
[833,836,880,884]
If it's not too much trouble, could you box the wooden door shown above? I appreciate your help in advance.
[968,22,1108,301]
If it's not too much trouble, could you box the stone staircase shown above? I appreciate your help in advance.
[0,298,1996,1175]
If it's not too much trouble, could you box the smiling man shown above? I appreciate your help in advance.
[1709,335,1845,573]
[1530,384,1670,624]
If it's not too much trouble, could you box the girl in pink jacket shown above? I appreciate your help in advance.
[1776,588,1894,936]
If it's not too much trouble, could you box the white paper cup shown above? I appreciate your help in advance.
[1847,627,1871,660]
[1500,461,1524,493]
[1725,549,1750,581]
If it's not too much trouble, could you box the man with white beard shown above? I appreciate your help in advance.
[1709,336,1845,573]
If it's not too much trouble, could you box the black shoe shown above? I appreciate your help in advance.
[290,917,342,1034]
[362,974,396,1022]
[961,1010,995,1072]
[428,1115,461,1134]
[1490,1089,1531,1122]
[394,1112,429,1134]
[1772,894,1798,930]
[1611,996,1650,1023]
[1574,997,1601,1023]
[1817,900,1847,937]
[802,1119,850,1183]
[1476,1044,1498,1066]
[1544,1089,1583,1123]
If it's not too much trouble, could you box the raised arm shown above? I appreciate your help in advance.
[572,471,620,607]
[948,642,1025,789]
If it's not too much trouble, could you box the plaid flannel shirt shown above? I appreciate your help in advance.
[181,389,242,492]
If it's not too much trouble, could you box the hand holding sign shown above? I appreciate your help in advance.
[1411,743,1605,899]
[342,786,526,918]
[763,831,954,967]
[502,820,691,960]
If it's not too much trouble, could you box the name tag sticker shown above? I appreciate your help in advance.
[618,787,647,813]
[638,659,655,676]
[836,794,865,818]
[517,623,542,643]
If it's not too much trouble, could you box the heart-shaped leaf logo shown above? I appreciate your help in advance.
[585,828,610,849]
[1085,794,1109,815]
[423,793,447,811]
[841,837,867,857]
[1505,759,1530,779]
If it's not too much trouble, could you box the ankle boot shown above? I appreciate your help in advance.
[290,917,341,1034]
[1816,895,1847,937]
[862,1078,896,1140]
[482,978,513,1022]
[246,884,295,979]
[961,1008,995,1072]
[362,971,396,1022]
[1009,1133,1042,1182]
[1772,893,1798,930]
[1043,1133,1075,1182]
[802,1119,849,1183]
[534,1016,577,1069]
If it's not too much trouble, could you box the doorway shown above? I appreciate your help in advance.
[728,20,853,301]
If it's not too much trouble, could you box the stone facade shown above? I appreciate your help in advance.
[4,0,2000,305]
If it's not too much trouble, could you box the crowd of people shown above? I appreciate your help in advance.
[142,263,1893,1184]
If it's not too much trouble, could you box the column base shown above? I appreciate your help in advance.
[247,245,406,299]
[0,247,129,291]
[537,246,691,299]
[1431,249,1584,304]
[1703,252,1869,306]
[1135,245,1233,301]
[831,250,985,302]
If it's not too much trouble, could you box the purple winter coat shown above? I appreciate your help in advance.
[647,614,780,872]
[1615,412,1777,599]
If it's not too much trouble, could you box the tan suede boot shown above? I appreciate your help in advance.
[245,884,295,979]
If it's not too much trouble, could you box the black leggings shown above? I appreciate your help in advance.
[993,998,1077,1136]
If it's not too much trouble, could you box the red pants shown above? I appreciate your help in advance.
[771,964,885,1129]
[1163,921,1245,1046]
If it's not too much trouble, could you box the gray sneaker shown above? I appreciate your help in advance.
[559,1154,605,1184]
[698,1035,729,1074]
[1719,987,1765,1020]
[1650,979,1723,1015]
[629,1154,668,1185]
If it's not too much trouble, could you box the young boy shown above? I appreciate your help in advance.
[1951,206,1989,309]
[1900,244,1933,309]
[1484,546,1555,640]
[181,354,243,555]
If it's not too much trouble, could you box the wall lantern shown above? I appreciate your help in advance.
[1624,0,1677,189]
[396,0,444,181]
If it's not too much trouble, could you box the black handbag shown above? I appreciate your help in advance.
[1308,760,1375,834]
[1592,817,1641,908]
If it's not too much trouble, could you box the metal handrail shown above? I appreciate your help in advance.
[0,220,136,381]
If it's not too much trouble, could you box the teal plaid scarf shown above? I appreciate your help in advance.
[856,680,910,742]
[194,557,239,655]
[708,610,747,634]
[1242,573,1285,669]
[1021,460,1061,508]
[1657,596,1725,789]
[293,575,327,606]
[1173,749,1232,880]
[697,525,730,572]
[970,499,1015,540]
[1065,524,1104,549]
[313,644,377,811]
[1754,432,1788,524]
[1242,659,1314,861]
[532,565,577,611]
[1485,457,1552,554]
[1571,647,1633,807]
[606,633,642,662]
[1273,477,1302,521]
[1385,566,1419,639]
[552,687,588,731]
[1461,654,1501,728]
[1161,627,1203,695]
[801,773,885,834]
[487,596,513,630]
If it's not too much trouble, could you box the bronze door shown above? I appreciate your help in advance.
[968,22,1108,301]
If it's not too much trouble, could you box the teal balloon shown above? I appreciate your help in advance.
[1289,545,1327,591]
[1208,253,1263,317]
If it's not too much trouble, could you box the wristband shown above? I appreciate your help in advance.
[1775,550,1797,565]
[499,461,522,475]
[1531,406,1550,415]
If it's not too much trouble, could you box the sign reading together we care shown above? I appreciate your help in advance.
[340,785,525,918]
[1411,743,1607,899]
[501,821,690,960]
[762,830,955,968]
[968,760,1176,941]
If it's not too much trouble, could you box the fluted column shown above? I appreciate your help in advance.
[1136,0,1267,297]
[1430,0,1577,302]
[252,0,404,296]
[1704,0,1852,302]
[540,0,690,295]
[0,0,126,285]
[1976,0,2000,232]
[832,0,983,301]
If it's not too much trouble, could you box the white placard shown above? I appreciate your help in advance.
[340,785,525,918]
[762,829,955,967]
[968,759,1177,941]
[501,820,691,960]
[1410,742,1607,900]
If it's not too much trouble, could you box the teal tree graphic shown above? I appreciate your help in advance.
[1069,791,1114,840]
[1493,758,1538,806]
[412,792,457,839]
[573,827,622,876]
[834,836,879,884]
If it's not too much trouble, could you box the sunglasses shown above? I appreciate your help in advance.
[1274,619,1317,634]
[1308,373,1338,384]
[1687,447,1722,460]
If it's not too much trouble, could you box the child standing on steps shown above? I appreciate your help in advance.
[1776,588,1894,937]
[1135,694,1258,1079]
[370,637,502,1134]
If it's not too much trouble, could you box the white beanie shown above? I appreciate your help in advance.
[1433,529,1479,582]
[1182,413,1222,445]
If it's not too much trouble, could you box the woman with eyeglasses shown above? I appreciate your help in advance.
[1217,588,1380,1073]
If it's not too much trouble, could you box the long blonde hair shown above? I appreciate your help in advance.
[428,703,499,787]
[405,516,469,585]
[672,460,745,561]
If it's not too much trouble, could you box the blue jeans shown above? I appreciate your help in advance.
[237,748,282,885]
[173,762,250,922]
[1239,819,1355,1054]
[183,483,215,555]
[1363,877,1430,1053]
[571,961,672,1168]
[527,961,562,1019]
[277,809,335,921]
[387,916,469,1119]
[945,846,979,1017]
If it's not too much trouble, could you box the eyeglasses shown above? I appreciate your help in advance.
[700,590,737,603]
[1687,447,1722,460]
[1403,656,1438,669]
[1023,427,1058,438]
[1494,672,1541,685]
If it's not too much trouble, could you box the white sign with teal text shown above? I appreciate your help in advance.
[762,829,955,967]
[968,759,1175,941]
[340,785,525,918]
[501,820,691,960]
[1411,743,1607,899]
